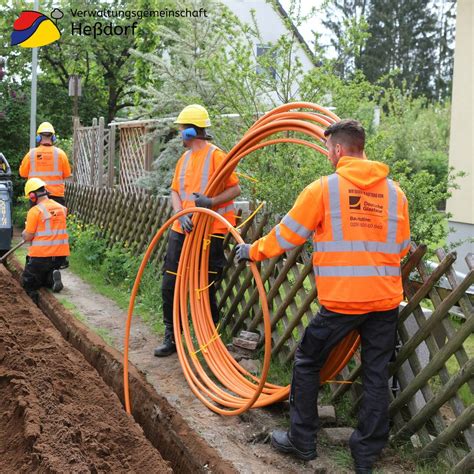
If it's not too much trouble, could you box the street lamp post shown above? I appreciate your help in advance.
[29,0,39,149]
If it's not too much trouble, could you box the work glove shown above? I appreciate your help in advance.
[193,192,213,208]
[178,214,193,233]
[235,243,252,263]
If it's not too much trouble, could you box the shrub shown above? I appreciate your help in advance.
[67,215,107,264]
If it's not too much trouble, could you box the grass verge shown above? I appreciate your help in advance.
[56,296,115,346]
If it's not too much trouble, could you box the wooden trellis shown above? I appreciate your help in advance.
[65,183,473,471]
[117,121,155,195]
[72,117,165,193]
[72,117,112,187]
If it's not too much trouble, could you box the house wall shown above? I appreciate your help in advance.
[446,0,473,272]
[220,0,315,104]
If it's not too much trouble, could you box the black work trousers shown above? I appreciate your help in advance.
[22,256,66,294]
[50,195,66,207]
[289,305,398,468]
[161,230,226,333]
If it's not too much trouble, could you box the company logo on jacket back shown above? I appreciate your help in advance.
[348,190,385,229]
[348,189,384,215]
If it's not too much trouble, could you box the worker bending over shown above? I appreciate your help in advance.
[20,122,71,206]
[154,104,241,357]
[236,120,410,474]
[22,178,70,303]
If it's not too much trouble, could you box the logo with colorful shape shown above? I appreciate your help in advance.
[11,9,63,48]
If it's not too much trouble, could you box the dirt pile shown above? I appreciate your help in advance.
[0,266,171,473]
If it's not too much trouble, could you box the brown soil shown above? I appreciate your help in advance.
[4,233,418,473]
[41,266,416,474]
[0,265,171,473]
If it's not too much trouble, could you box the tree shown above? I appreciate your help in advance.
[0,62,31,199]
[37,0,151,125]
[133,0,176,105]
[359,0,438,98]
[433,0,456,100]
[322,0,456,100]
[66,0,456,250]
[130,0,326,210]
[0,0,166,132]
[322,0,371,79]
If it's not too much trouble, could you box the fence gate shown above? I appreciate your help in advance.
[117,120,155,195]
[72,117,113,187]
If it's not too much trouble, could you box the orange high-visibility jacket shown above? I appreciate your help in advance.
[250,156,411,314]
[25,198,70,258]
[20,145,72,197]
[171,143,239,234]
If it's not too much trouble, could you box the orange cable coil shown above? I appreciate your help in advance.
[124,103,360,415]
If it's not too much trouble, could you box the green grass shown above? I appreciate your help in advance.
[95,327,115,346]
[68,253,133,309]
[56,296,114,346]
[332,391,358,428]
[445,322,474,407]
[428,318,474,407]
[414,465,449,474]
[389,441,452,474]
[67,252,164,336]
[8,235,28,263]
[322,437,448,473]
[12,199,28,228]
[57,296,86,322]
[328,446,353,470]
[265,354,293,387]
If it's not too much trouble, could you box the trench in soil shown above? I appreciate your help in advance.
[2,260,235,474]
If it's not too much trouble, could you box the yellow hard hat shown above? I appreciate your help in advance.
[25,178,47,197]
[36,121,55,135]
[174,104,211,128]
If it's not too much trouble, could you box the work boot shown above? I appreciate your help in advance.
[154,330,176,357]
[51,270,63,293]
[354,466,373,474]
[271,430,317,461]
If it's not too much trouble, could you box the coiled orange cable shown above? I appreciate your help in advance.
[124,103,360,415]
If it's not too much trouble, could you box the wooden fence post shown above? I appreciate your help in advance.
[108,124,116,187]
[72,117,80,182]
[98,117,104,187]
[90,117,97,185]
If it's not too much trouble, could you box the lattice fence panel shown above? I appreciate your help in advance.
[72,118,109,187]
[118,125,147,195]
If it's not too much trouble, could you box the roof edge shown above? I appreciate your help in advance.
[273,0,317,66]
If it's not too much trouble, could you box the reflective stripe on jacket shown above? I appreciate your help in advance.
[249,156,411,314]
[26,147,66,197]
[28,199,70,258]
[171,144,237,234]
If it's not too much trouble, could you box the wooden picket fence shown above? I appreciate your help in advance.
[72,117,157,194]
[117,120,155,195]
[65,182,473,471]
[72,117,112,187]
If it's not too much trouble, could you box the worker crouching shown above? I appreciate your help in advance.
[21,178,70,304]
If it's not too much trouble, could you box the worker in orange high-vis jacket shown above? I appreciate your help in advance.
[154,104,241,357]
[236,119,410,473]
[21,178,70,304]
[19,122,72,206]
